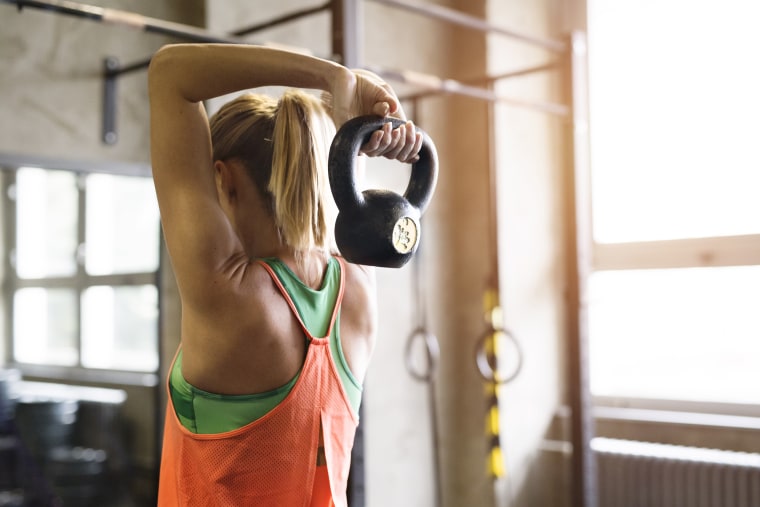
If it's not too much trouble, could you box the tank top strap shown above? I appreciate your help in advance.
[256,257,346,342]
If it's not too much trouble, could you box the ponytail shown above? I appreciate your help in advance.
[270,90,336,256]
[209,90,336,260]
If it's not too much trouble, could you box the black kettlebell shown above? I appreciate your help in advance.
[329,115,438,268]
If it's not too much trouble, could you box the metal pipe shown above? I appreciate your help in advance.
[230,2,330,36]
[5,0,568,117]
[486,62,560,82]
[371,65,569,116]
[108,3,333,77]
[4,0,240,43]
[396,61,561,102]
[4,0,331,77]
[366,0,566,53]
[563,31,599,507]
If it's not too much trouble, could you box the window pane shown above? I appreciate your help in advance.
[15,168,78,278]
[588,266,760,404]
[81,285,158,372]
[85,174,160,275]
[14,288,78,366]
[588,0,760,243]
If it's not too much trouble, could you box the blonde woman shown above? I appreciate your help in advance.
[148,43,421,506]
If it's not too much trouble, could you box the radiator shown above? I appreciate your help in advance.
[591,437,760,507]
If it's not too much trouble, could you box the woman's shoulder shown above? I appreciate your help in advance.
[336,258,376,317]
[337,256,375,284]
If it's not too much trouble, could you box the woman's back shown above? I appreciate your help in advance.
[178,254,376,402]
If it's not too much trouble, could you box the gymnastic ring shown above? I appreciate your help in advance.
[404,327,440,382]
[475,327,522,385]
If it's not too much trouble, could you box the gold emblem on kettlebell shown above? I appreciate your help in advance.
[392,216,418,254]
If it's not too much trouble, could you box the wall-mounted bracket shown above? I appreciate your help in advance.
[102,57,119,145]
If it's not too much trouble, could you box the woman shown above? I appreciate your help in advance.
[148,43,422,507]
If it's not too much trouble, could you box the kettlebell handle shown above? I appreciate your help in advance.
[328,116,439,213]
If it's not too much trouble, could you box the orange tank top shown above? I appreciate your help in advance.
[157,258,359,507]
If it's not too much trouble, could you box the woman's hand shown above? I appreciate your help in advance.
[328,69,423,163]
[360,119,423,163]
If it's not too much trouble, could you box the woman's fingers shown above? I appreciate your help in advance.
[360,121,423,162]
[405,131,424,163]
[392,122,422,163]
[379,124,408,160]
[360,122,392,155]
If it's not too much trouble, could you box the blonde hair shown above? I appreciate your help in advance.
[209,90,336,259]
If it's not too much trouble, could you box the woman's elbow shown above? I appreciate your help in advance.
[147,44,185,95]
[148,45,171,80]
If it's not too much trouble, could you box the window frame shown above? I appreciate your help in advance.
[588,235,760,418]
[1,154,161,386]
[582,1,760,416]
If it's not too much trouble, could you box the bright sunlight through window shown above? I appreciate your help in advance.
[587,0,760,405]
[588,0,760,243]
[12,167,160,373]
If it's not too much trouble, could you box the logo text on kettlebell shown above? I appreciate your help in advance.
[392,216,419,254]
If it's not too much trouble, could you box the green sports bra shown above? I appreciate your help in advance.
[169,257,362,434]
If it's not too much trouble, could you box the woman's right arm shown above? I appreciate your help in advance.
[148,44,415,303]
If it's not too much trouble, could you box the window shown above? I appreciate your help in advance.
[5,166,160,374]
[586,0,760,406]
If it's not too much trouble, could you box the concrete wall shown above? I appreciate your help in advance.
[0,0,204,163]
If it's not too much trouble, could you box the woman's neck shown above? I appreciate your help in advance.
[240,227,327,289]
[276,250,330,290]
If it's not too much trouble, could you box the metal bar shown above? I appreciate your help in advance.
[92,4,333,77]
[563,31,598,507]
[366,0,566,53]
[1,171,17,365]
[6,0,327,78]
[484,78,501,322]
[484,79,511,506]
[102,57,118,144]
[75,173,86,369]
[486,62,560,82]
[5,0,331,143]
[331,0,361,67]
[399,62,562,110]
[372,65,569,116]
[230,2,331,36]
[106,58,151,76]
[4,0,241,43]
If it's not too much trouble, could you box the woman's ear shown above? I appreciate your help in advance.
[214,160,237,203]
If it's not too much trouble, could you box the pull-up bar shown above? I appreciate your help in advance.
[366,0,567,53]
[368,65,569,117]
[4,0,569,143]
[5,0,239,43]
[5,0,332,47]
[233,2,331,37]
[2,0,329,142]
